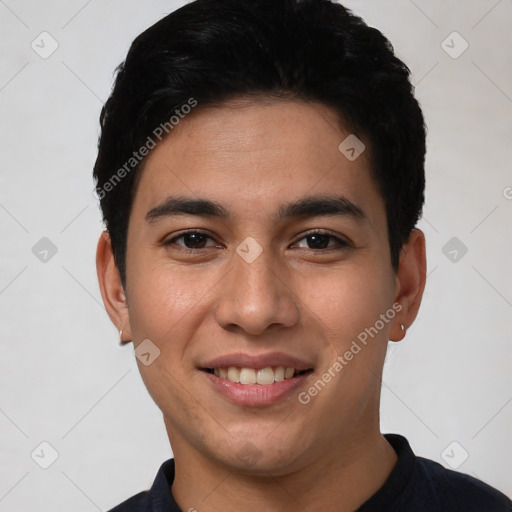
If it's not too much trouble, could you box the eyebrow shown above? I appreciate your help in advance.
[145,195,367,224]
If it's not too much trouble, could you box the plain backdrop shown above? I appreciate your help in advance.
[0,1,511,510]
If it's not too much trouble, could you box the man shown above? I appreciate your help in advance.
[93,0,512,510]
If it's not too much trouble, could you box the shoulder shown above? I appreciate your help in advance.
[378,434,512,512]
[107,491,151,512]
[411,455,512,511]
[106,459,177,512]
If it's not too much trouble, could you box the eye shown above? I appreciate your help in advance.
[293,230,350,250]
[163,229,350,253]
[163,230,219,250]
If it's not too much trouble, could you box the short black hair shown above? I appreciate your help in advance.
[93,0,426,289]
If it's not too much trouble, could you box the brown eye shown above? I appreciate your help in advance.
[164,231,217,250]
[294,230,349,250]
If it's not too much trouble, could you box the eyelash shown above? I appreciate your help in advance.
[163,229,350,253]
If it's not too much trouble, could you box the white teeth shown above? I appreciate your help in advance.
[274,367,285,382]
[227,366,240,383]
[213,366,303,385]
[256,367,274,385]
[240,368,257,384]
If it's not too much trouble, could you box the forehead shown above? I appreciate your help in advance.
[130,98,385,228]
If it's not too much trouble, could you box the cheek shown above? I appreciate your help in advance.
[299,262,394,343]
[127,259,212,341]
[126,264,206,415]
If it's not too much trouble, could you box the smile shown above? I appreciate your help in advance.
[203,366,312,386]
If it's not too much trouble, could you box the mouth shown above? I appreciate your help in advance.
[201,366,313,385]
[200,364,314,407]
[199,352,315,406]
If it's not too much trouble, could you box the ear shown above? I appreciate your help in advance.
[389,228,426,342]
[96,231,132,343]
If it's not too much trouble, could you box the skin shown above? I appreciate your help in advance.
[96,98,426,512]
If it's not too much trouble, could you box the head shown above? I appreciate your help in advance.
[95,0,426,474]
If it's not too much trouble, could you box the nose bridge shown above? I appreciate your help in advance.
[214,242,299,334]
[237,248,279,299]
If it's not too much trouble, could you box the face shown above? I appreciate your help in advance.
[99,98,423,475]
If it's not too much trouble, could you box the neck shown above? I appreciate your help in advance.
[169,427,397,512]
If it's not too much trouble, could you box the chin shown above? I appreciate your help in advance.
[209,431,310,476]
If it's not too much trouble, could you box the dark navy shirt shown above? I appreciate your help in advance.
[108,434,512,511]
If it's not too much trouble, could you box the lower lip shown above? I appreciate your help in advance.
[201,371,312,407]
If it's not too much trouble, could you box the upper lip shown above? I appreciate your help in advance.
[201,352,314,371]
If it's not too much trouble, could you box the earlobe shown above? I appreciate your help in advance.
[390,322,407,342]
[96,231,132,343]
[390,228,426,342]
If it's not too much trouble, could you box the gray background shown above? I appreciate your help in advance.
[0,0,511,510]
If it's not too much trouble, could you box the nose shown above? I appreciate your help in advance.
[213,246,300,336]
